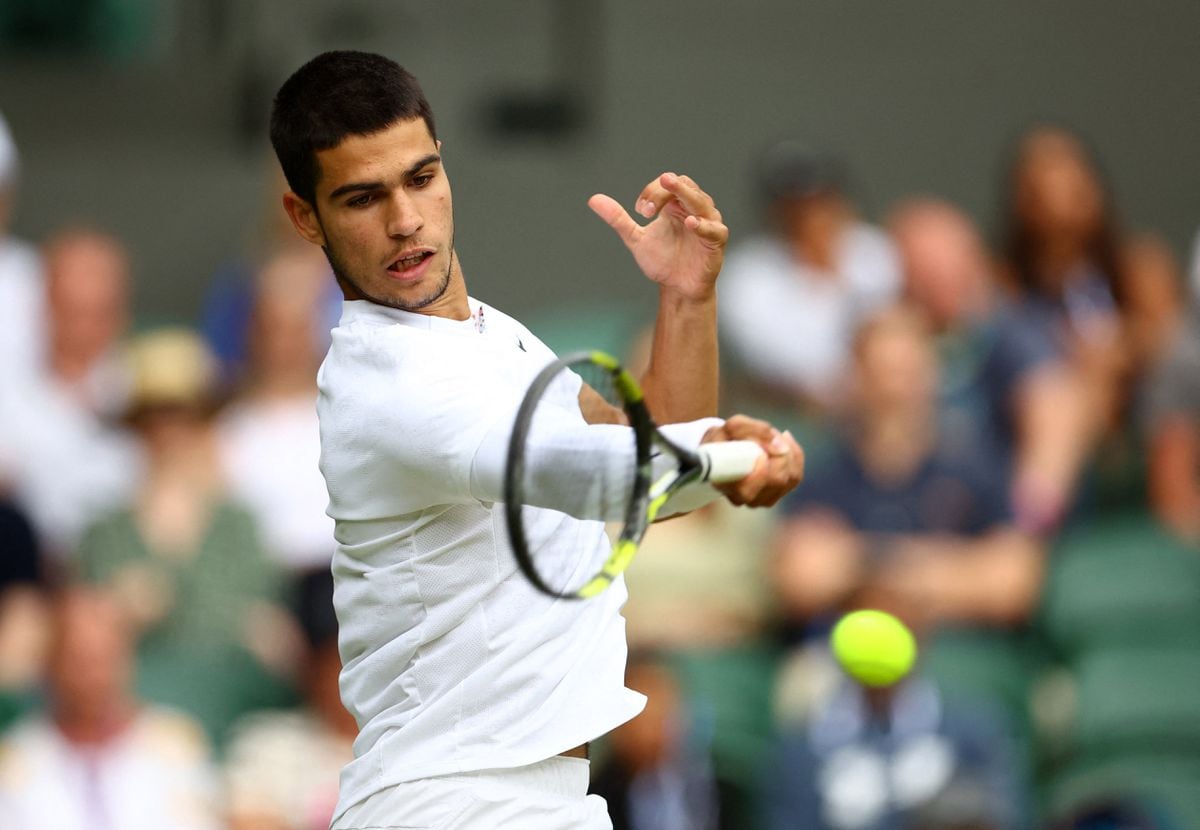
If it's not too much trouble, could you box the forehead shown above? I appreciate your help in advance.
[314,117,438,196]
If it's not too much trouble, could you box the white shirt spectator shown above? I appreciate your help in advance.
[720,224,900,403]
[0,354,140,556]
[218,396,335,571]
[0,237,43,394]
[0,707,222,830]
[225,710,352,830]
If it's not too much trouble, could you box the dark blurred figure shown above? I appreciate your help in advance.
[591,652,735,830]
[995,126,1133,529]
[1044,800,1171,830]
[224,569,355,830]
[0,228,141,560]
[217,246,335,575]
[763,674,1022,830]
[77,328,295,746]
[0,586,221,829]
[1128,235,1200,541]
[720,140,900,409]
[890,196,1104,535]
[0,495,45,729]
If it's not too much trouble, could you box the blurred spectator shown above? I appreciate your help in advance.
[0,111,44,393]
[622,501,775,650]
[1145,305,1200,542]
[224,569,354,830]
[0,586,221,830]
[201,164,339,385]
[77,328,296,746]
[0,228,141,558]
[1090,234,1188,512]
[772,307,1042,636]
[889,196,1094,532]
[763,675,1023,830]
[217,247,335,574]
[591,652,735,830]
[995,125,1129,530]
[720,140,900,409]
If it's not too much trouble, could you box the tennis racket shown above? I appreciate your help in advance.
[504,350,764,599]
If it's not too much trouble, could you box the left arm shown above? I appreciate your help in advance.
[587,172,728,422]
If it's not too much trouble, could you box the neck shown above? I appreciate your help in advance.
[55,701,136,746]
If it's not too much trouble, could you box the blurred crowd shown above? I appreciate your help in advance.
[0,103,1199,830]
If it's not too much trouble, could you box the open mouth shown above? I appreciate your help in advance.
[386,251,434,277]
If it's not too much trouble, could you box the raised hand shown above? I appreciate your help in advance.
[588,172,729,301]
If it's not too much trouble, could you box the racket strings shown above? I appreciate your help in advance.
[508,360,636,595]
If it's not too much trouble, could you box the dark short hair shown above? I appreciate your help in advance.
[269,50,437,205]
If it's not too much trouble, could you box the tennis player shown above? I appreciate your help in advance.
[269,51,804,829]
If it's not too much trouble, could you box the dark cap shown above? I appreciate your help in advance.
[756,139,844,205]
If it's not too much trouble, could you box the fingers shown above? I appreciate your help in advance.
[587,193,641,249]
[637,172,722,223]
[712,417,804,508]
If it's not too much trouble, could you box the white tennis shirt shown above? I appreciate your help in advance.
[318,298,720,821]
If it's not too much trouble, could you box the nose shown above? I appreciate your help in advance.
[385,191,423,238]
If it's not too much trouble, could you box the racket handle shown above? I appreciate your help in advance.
[699,440,765,484]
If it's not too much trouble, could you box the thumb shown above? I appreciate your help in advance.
[588,193,641,249]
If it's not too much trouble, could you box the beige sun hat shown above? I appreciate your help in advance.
[124,328,219,416]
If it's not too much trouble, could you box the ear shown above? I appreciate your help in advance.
[282,191,326,247]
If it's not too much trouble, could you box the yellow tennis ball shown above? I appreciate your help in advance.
[830,609,917,687]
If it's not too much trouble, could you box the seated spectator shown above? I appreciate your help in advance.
[0,586,221,830]
[890,196,1090,536]
[201,164,339,385]
[590,651,736,830]
[720,140,900,410]
[763,673,1023,830]
[994,125,1131,530]
[1092,233,1188,512]
[0,228,141,560]
[224,569,355,830]
[1146,305,1200,542]
[218,247,335,575]
[772,308,1043,637]
[77,329,296,746]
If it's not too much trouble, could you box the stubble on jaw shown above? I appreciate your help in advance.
[323,242,455,312]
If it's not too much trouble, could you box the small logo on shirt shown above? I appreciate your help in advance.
[516,338,526,352]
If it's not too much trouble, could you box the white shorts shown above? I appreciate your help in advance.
[332,756,613,830]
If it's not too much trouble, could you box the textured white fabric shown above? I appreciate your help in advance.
[333,756,611,830]
[319,298,723,824]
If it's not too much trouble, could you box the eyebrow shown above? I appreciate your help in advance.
[327,153,442,201]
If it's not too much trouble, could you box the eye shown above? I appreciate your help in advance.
[412,172,435,188]
[347,193,376,208]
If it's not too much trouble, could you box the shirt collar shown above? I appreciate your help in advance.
[339,297,483,333]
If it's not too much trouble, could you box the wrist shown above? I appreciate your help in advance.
[658,283,716,307]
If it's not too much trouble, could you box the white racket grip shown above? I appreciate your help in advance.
[699,440,765,484]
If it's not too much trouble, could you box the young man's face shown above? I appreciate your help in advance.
[285,117,462,316]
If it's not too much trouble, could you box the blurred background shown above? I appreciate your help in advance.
[1,1,1199,829]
